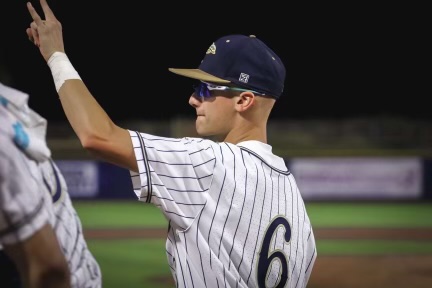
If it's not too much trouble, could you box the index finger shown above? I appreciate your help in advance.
[26,2,43,26]
[39,0,57,21]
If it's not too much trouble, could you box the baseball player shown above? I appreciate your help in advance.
[0,82,71,288]
[26,0,317,287]
[0,81,102,288]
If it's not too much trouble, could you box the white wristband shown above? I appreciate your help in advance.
[47,52,81,92]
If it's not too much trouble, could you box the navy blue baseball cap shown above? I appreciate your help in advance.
[169,34,286,99]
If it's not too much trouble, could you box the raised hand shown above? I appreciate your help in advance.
[26,0,65,62]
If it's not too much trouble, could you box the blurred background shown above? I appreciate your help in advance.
[2,1,431,287]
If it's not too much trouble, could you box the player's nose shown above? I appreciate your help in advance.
[189,93,202,108]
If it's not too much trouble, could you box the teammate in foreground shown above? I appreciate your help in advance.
[0,81,71,288]
[26,0,317,287]
[0,81,101,288]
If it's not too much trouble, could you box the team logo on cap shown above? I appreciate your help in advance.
[206,43,216,55]
[239,73,249,84]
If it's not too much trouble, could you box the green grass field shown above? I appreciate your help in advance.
[74,200,432,288]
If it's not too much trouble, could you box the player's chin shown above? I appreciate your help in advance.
[195,122,212,137]
[195,126,209,137]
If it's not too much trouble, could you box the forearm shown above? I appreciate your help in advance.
[4,224,71,288]
[29,265,71,288]
[58,78,115,147]
[48,52,115,146]
[48,53,137,171]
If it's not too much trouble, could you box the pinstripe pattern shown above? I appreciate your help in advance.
[0,132,50,245]
[130,131,316,287]
[39,160,101,288]
[0,135,101,287]
[0,83,101,288]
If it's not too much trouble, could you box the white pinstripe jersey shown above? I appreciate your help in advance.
[0,131,51,245]
[38,160,102,288]
[129,131,317,288]
[0,132,101,288]
[0,83,101,288]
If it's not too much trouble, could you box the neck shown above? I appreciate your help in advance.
[222,122,267,144]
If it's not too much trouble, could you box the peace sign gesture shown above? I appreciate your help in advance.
[26,0,65,62]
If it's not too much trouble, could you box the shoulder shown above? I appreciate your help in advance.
[0,132,21,166]
[0,107,24,160]
[0,128,41,185]
[237,140,287,171]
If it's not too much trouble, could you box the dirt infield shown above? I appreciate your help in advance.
[309,255,432,288]
[85,228,432,288]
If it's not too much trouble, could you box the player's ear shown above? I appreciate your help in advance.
[235,92,255,112]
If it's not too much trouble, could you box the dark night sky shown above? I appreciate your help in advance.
[1,1,428,123]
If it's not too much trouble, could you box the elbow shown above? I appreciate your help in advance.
[80,134,102,152]
[79,132,119,163]
[78,122,118,156]
[80,135,110,159]
[79,125,114,154]
[77,126,135,171]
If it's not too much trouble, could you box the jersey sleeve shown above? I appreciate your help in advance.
[0,133,50,245]
[128,130,216,231]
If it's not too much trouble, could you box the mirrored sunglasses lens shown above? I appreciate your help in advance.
[197,83,210,98]
[193,84,203,97]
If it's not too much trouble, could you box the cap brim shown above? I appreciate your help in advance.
[168,68,231,84]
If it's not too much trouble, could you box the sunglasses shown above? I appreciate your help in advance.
[193,81,265,98]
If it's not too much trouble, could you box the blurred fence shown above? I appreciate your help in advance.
[54,156,432,201]
[48,116,432,201]
[47,116,432,159]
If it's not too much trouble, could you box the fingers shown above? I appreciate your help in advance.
[40,0,57,21]
[26,1,43,26]
[26,28,33,42]
[26,28,38,47]
[30,21,38,31]
[27,22,40,46]
[26,0,64,62]
[30,21,39,38]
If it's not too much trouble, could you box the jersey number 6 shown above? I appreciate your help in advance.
[257,216,291,288]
